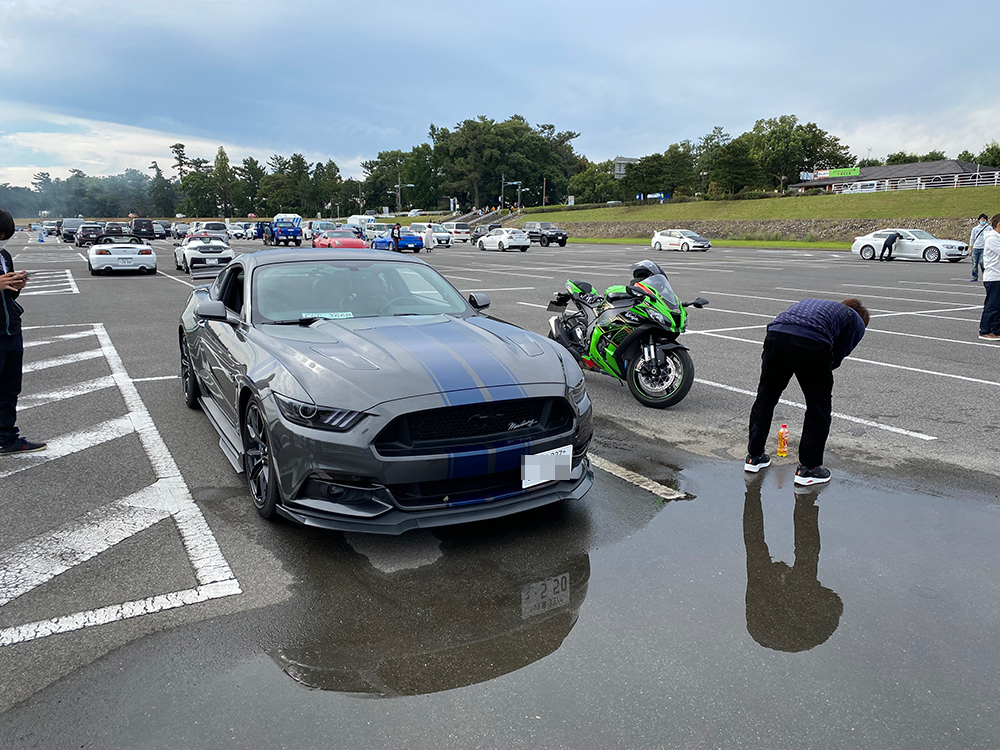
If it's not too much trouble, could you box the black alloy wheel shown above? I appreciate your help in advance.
[540,236,550,247]
[243,399,279,518]
[180,337,201,409]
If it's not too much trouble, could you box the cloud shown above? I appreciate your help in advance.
[832,104,1000,161]
[0,101,367,186]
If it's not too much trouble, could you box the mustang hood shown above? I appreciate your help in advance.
[254,315,568,410]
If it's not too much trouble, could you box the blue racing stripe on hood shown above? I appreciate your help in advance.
[412,319,529,399]
[375,323,486,405]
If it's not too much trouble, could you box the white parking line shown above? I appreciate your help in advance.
[0,323,241,647]
[0,415,135,479]
[23,349,104,372]
[846,283,982,298]
[516,301,548,309]
[459,286,536,292]
[694,378,938,441]
[590,455,686,500]
[23,329,97,348]
[157,272,196,288]
[777,287,968,306]
[698,332,1000,388]
[19,376,117,410]
[132,375,179,382]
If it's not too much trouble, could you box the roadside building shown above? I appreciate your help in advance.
[789,159,1000,194]
[614,156,640,180]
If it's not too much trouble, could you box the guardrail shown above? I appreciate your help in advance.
[832,171,1000,194]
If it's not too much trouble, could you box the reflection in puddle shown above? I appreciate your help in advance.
[743,478,843,652]
[272,507,594,697]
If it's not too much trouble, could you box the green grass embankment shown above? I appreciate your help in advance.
[529,185,1000,223]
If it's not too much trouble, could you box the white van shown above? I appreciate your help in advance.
[347,215,376,230]
[840,181,878,194]
[442,222,471,243]
[302,220,338,240]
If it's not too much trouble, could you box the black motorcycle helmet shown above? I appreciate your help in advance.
[630,260,666,281]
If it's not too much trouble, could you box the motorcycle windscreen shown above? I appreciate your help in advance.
[637,275,680,311]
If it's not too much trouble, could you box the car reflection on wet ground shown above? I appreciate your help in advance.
[3,447,999,750]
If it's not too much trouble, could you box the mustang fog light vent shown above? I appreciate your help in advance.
[274,394,367,432]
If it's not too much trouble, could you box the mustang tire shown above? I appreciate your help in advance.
[242,398,279,519]
[180,338,201,410]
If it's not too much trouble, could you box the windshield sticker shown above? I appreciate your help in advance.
[301,312,354,320]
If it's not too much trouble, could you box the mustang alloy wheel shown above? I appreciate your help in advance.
[242,399,279,518]
[180,338,201,410]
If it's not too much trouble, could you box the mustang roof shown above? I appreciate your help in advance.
[246,248,427,267]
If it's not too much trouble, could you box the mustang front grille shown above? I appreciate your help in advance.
[374,397,574,456]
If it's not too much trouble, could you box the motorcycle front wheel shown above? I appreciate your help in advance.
[627,346,694,408]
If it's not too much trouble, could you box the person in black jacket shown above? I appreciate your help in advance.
[744,298,869,485]
[879,231,899,262]
[0,209,46,454]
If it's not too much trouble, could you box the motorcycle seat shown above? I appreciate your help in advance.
[569,279,593,294]
[605,291,634,303]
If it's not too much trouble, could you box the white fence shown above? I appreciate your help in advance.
[832,171,1000,194]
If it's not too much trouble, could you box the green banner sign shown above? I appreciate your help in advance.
[829,167,861,177]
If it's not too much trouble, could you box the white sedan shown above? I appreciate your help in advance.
[651,229,711,252]
[477,227,530,252]
[851,229,969,263]
[173,237,235,275]
[88,235,157,275]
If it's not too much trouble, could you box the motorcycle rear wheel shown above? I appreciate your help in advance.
[627,347,694,408]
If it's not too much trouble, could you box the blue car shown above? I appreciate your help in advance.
[371,230,424,253]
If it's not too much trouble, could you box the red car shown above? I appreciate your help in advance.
[312,230,368,249]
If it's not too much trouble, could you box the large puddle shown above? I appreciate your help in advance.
[4,460,999,750]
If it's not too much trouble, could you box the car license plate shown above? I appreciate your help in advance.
[521,572,570,619]
[206,258,218,265]
[521,444,572,488]
[117,258,133,266]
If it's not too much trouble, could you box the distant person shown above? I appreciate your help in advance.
[0,208,46,455]
[745,298,870,485]
[390,223,401,252]
[970,213,989,282]
[422,223,435,254]
[743,478,842,652]
[978,213,1000,341]
[879,231,899,262]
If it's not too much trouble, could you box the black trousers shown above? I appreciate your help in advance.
[879,238,894,261]
[981,281,1000,335]
[0,335,23,446]
[748,331,834,467]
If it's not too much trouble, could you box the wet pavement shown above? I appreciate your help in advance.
[2,235,1000,749]
[3,441,999,750]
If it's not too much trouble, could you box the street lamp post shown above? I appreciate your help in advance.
[503,178,522,209]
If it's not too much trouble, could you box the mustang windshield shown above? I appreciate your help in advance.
[254,260,469,322]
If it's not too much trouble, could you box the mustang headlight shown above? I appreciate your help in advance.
[274,393,366,432]
[569,377,587,405]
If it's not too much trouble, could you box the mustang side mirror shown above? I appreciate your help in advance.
[173,242,180,246]
[468,292,491,310]
[195,300,230,322]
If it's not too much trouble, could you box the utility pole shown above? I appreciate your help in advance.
[542,177,547,206]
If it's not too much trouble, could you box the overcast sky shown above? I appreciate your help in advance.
[1,0,997,186]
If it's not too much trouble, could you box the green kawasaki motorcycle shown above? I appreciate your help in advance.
[546,260,709,408]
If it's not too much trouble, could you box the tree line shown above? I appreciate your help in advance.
[3,114,1000,218]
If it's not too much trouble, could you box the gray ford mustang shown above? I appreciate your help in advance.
[179,248,593,533]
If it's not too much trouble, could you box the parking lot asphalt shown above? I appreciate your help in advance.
[1,233,999,750]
